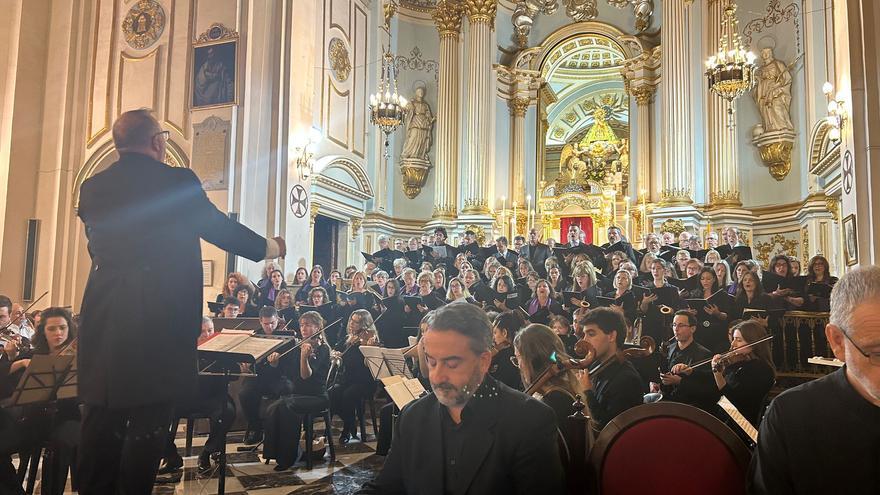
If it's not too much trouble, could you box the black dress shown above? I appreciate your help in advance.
[490,345,523,391]
[329,341,377,435]
[687,288,733,354]
[719,358,775,427]
[263,343,331,468]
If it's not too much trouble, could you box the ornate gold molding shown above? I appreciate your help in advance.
[660,188,693,206]
[350,218,363,238]
[754,233,799,269]
[433,0,464,38]
[462,198,490,214]
[122,0,165,50]
[463,224,487,245]
[509,96,530,117]
[328,38,351,82]
[752,130,796,181]
[660,219,686,236]
[801,226,809,268]
[309,203,321,226]
[629,84,656,105]
[825,195,840,222]
[400,160,432,199]
[709,190,742,208]
[195,23,238,44]
[432,204,458,220]
[465,0,497,26]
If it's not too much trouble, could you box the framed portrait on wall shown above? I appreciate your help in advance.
[192,38,237,109]
[202,260,214,287]
[843,214,858,266]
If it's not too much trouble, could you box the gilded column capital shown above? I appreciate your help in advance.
[709,190,742,208]
[629,84,657,105]
[433,0,464,38]
[509,96,530,117]
[465,0,497,26]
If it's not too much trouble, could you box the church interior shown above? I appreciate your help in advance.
[1,0,879,493]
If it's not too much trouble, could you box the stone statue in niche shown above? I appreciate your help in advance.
[400,86,435,162]
[753,47,794,133]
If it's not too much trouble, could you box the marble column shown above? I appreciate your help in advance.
[431,1,463,220]
[706,0,741,208]
[659,0,694,205]
[461,0,496,215]
[631,86,656,203]
[508,96,529,206]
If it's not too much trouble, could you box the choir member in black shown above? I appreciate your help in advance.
[291,266,309,288]
[256,261,282,300]
[263,311,332,471]
[524,279,564,324]
[402,272,440,328]
[344,271,380,317]
[564,262,601,312]
[376,279,407,348]
[489,311,525,390]
[788,257,801,276]
[687,267,731,354]
[714,259,733,292]
[220,297,241,318]
[330,309,379,444]
[1,308,79,494]
[462,268,490,304]
[295,265,335,303]
[650,311,720,413]
[372,270,389,295]
[373,235,405,275]
[217,271,248,304]
[459,230,482,265]
[765,254,805,309]
[547,264,566,295]
[159,317,236,476]
[238,308,297,446]
[638,258,683,342]
[516,259,534,280]
[357,303,564,494]
[637,253,658,286]
[274,288,297,325]
[400,268,419,296]
[728,260,755,295]
[492,236,518,270]
[749,266,880,494]
[732,271,776,322]
[549,314,578,357]
[803,255,837,312]
[673,250,691,279]
[602,226,638,264]
[521,228,551,277]
[432,268,447,299]
[604,270,639,323]
[710,320,776,427]
[574,308,644,429]
[485,275,519,313]
[234,285,259,317]
[512,323,583,437]
[427,227,458,271]
[602,250,627,278]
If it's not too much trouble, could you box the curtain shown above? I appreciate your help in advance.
[559,216,593,244]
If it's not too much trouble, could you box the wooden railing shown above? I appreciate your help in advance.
[773,311,832,374]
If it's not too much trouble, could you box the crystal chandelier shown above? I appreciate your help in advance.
[369,48,407,158]
[705,0,756,125]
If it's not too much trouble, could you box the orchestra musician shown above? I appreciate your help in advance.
[263,311,332,471]
[549,314,578,357]
[710,320,776,427]
[749,266,880,494]
[329,309,379,445]
[574,308,644,429]
[75,109,283,493]
[356,302,564,494]
[238,307,297,447]
[490,311,525,390]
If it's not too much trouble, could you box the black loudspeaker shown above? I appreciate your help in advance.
[226,213,238,276]
[22,219,39,301]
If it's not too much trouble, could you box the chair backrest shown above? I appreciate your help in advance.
[588,402,751,495]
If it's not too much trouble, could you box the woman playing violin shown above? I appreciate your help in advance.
[329,309,379,445]
[490,311,525,391]
[710,320,776,427]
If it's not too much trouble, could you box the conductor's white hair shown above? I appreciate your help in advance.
[830,266,880,333]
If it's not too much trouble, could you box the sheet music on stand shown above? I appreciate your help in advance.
[10,354,77,406]
[198,331,292,367]
[380,375,427,409]
[359,345,413,380]
[718,396,758,444]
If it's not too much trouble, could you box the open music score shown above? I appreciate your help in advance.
[718,396,758,444]
[807,356,844,368]
[198,329,291,366]
[381,375,427,409]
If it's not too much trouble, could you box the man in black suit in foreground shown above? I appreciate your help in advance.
[76,109,286,493]
[357,302,564,495]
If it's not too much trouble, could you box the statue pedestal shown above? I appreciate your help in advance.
[751,129,797,181]
[399,158,432,199]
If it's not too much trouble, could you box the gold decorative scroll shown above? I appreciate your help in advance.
[401,161,431,199]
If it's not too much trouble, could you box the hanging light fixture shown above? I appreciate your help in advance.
[705,0,756,127]
[369,47,407,158]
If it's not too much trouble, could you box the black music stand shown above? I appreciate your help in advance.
[10,354,76,406]
[197,333,291,495]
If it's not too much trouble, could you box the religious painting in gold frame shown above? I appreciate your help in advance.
[843,214,858,266]
[191,24,239,110]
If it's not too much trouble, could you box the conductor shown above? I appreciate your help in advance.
[76,109,286,493]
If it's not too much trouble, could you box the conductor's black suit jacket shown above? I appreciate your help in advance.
[357,377,565,495]
[77,152,268,408]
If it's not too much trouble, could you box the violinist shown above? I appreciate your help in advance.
[574,308,644,429]
[710,321,776,427]
[490,311,525,390]
[512,324,584,430]
[650,311,720,413]
[329,309,379,445]
[5,308,80,494]
[549,315,578,357]
[263,311,331,471]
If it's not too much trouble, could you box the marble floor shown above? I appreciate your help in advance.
[16,415,386,494]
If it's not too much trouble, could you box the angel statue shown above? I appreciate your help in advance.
[753,47,797,133]
[558,143,587,184]
[400,86,435,162]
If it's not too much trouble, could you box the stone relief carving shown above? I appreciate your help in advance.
[328,38,351,82]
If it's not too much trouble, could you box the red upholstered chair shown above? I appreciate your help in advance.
[588,402,751,495]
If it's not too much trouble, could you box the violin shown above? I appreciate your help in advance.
[711,349,752,373]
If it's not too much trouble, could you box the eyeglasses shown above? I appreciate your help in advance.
[509,355,520,368]
[839,328,880,366]
[671,323,694,329]
[154,130,170,141]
